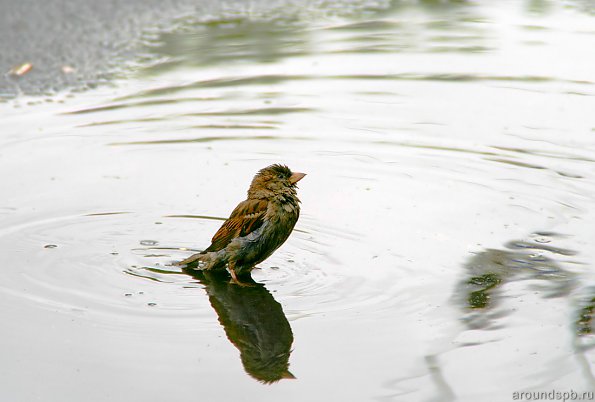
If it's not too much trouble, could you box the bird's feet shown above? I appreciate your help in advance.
[229,278,256,287]
[228,267,256,287]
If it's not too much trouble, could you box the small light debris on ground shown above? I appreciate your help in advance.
[61,65,75,74]
[7,62,33,77]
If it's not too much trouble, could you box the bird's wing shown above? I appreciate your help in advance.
[205,199,268,252]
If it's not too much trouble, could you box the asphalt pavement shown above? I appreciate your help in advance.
[0,0,204,97]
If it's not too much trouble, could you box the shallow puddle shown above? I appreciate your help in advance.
[1,1,595,401]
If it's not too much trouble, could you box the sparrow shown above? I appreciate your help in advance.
[175,164,306,284]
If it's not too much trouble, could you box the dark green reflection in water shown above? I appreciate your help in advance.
[139,0,488,77]
[185,269,295,383]
[457,234,576,329]
[145,18,308,72]
[467,272,502,309]
[576,294,595,336]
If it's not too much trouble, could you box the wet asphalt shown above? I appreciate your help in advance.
[0,0,206,97]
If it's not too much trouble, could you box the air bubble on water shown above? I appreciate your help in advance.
[534,237,551,244]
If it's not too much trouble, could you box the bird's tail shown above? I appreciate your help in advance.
[174,250,228,270]
[173,251,206,267]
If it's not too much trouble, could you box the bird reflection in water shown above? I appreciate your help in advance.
[184,268,295,383]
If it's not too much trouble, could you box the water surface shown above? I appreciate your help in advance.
[2,1,595,401]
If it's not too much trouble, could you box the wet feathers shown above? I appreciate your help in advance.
[175,164,305,282]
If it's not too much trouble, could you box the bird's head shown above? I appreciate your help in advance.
[248,164,306,199]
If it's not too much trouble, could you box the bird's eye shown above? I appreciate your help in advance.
[278,174,285,179]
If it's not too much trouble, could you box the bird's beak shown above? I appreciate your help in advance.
[289,172,306,184]
[281,370,296,380]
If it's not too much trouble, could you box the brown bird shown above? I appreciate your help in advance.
[175,164,306,284]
